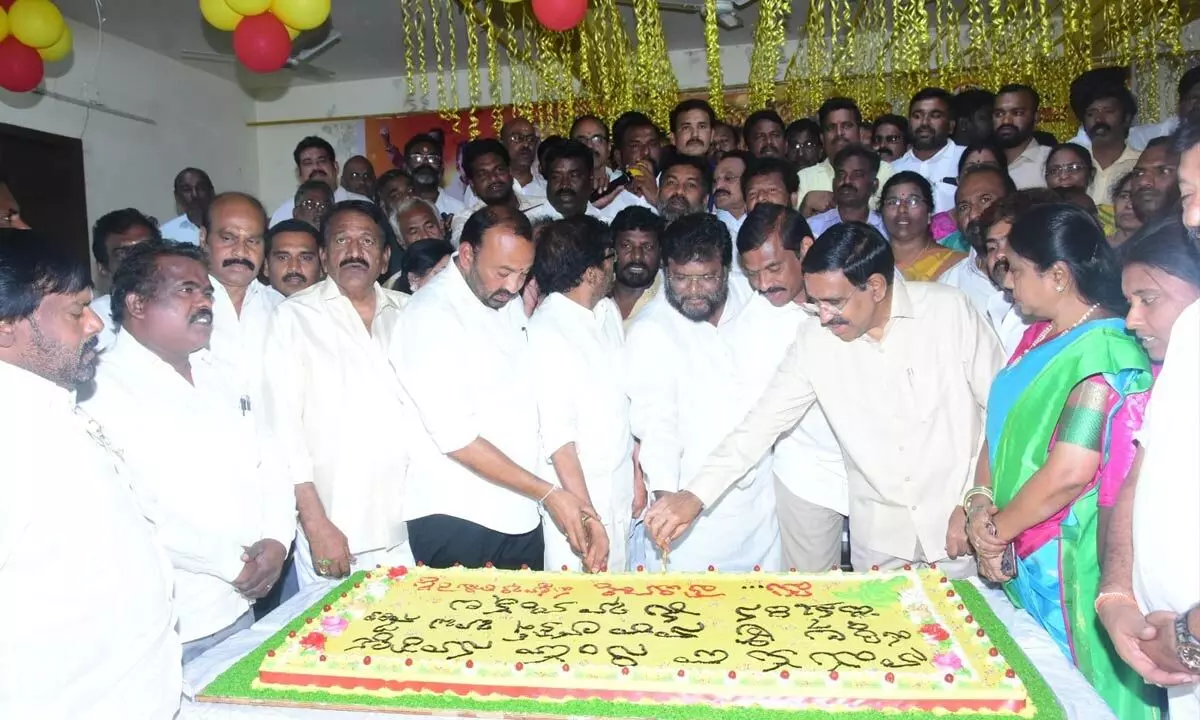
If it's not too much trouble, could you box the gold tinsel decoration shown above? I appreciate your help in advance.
[631,0,677,130]
[747,0,788,110]
[463,3,482,138]
[703,0,725,119]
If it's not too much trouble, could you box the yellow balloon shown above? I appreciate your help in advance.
[224,0,271,15]
[9,0,65,49]
[0,9,9,43]
[286,24,300,40]
[269,0,330,31]
[199,0,243,32]
[37,22,70,62]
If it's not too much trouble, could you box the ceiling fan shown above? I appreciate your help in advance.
[179,29,341,79]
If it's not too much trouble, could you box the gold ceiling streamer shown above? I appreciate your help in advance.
[464,2,482,138]
[412,0,430,104]
[399,0,418,109]
[703,0,726,119]
[747,0,788,109]
[631,0,678,129]
[483,0,503,136]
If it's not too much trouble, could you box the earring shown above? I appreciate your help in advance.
[1055,285,1065,293]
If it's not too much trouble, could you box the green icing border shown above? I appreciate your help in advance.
[200,573,1066,719]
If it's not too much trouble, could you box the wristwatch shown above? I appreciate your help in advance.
[1175,606,1200,674]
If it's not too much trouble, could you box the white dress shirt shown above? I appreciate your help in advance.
[684,276,1002,562]
[392,259,542,535]
[625,280,780,572]
[1070,118,1180,152]
[435,189,466,217]
[449,193,549,246]
[90,292,116,352]
[891,142,964,214]
[0,360,181,717]
[1006,139,1052,190]
[260,277,411,557]
[1133,299,1200,719]
[595,188,657,222]
[208,277,284,408]
[529,295,635,571]
[269,186,371,228]
[525,202,610,225]
[939,251,1028,358]
[806,207,889,239]
[160,213,202,245]
[83,334,295,642]
[714,208,746,241]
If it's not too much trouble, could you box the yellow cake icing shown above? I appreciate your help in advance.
[257,566,1036,715]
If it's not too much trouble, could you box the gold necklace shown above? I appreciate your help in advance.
[1016,303,1100,363]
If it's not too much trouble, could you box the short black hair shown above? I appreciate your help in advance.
[817,97,862,128]
[661,212,732,269]
[786,118,821,138]
[460,204,534,250]
[801,221,895,287]
[957,140,1010,176]
[996,83,1041,111]
[872,114,910,138]
[375,168,412,202]
[322,200,392,248]
[911,87,956,117]
[533,216,612,295]
[1083,84,1138,120]
[1179,66,1200,102]
[396,238,454,293]
[737,202,813,255]
[92,208,161,268]
[659,153,713,195]
[266,218,322,253]
[403,133,441,158]
[540,138,594,180]
[951,88,995,121]
[831,145,881,175]
[462,138,510,180]
[1172,116,1200,155]
[294,178,334,205]
[110,240,208,328]
[0,229,91,323]
[879,171,934,213]
[742,109,786,145]
[742,156,800,199]
[203,191,268,233]
[1142,135,1174,153]
[716,149,754,169]
[612,111,658,150]
[670,99,717,132]
[610,205,663,238]
[293,136,337,168]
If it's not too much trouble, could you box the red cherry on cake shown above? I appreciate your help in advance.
[363,656,371,665]
[1005,669,1016,678]
[871,565,880,571]
[753,565,761,572]
[561,565,569,571]
[466,660,474,669]
[621,668,630,676]
[305,617,313,624]
[780,670,790,680]
[267,650,276,657]
[405,658,413,667]
[946,590,956,597]
[884,672,895,683]
[728,671,737,680]
[416,561,425,567]
[520,564,529,570]
[707,565,716,572]
[989,648,999,657]
[562,664,570,672]
[677,669,686,677]
[976,629,987,637]
[354,583,361,588]
[829,671,838,681]
[965,615,974,624]
[944,674,955,683]
[939,576,948,583]
[365,572,373,578]
[903,564,912,570]
[957,604,965,611]
[636,565,645,572]
[484,562,493,568]
[515,663,524,671]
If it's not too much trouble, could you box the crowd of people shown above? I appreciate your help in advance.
[1,66,1198,720]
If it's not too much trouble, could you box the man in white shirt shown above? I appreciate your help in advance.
[0,231,181,717]
[89,208,160,351]
[264,219,322,298]
[993,84,1052,190]
[291,179,334,230]
[798,98,895,214]
[712,150,750,240]
[268,136,372,228]
[612,111,664,210]
[201,192,283,406]
[571,114,650,221]
[529,217,629,572]
[526,140,608,224]
[503,117,546,198]
[340,155,376,199]
[406,133,466,221]
[891,87,964,214]
[262,201,414,586]
[657,154,712,224]
[646,222,1003,577]
[737,203,849,571]
[668,99,716,159]
[450,139,548,245]
[393,205,598,570]
[743,109,787,159]
[160,166,213,245]
[807,146,889,239]
[83,241,294,662]
[393,196,446,249]
[625,213,780,572]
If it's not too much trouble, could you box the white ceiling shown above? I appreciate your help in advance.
[56,0,762,88]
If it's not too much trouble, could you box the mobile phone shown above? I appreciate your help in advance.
[592,172,632,202]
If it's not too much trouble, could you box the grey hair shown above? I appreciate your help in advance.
[392,196,440,225]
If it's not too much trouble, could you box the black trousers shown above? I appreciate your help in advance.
[408,514,544,570]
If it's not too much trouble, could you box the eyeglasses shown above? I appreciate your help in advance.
[1047,162,1087,177]
[299,199,330,212]
[575,134,608,145]
[790,140,820,150]
[408,153,442,165]
[506,133,538,145]
[344,171,373,181]
[883,196,925,209]
[874,134,904,145]
[799,288,860,317]
[667,272,723,288]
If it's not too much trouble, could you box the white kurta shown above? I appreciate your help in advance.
[529,295,636,572]
[0,360,181,717]
[1133,298,1200,720]
[208,277,283,410]
[90,292,116,352]
[160,213,202,245]
[625,280,780,572]
[260,278,412,571]
[891,142,964,214]
[83,334,296,642]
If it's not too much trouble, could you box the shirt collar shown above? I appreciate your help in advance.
[0,358,77,410]
[1012,138,1043,164]
[317,276,401,315]
[903,141,958,165]
[889,273,916,320]
[443,253,519,317]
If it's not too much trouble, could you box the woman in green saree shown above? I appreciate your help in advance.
[959,204,1159,719]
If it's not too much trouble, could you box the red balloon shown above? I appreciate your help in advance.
[0,0,14,9]
[531,0,588,32]
[233,13,292,73]
[0,36,43,92]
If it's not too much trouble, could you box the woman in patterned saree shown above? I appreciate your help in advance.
[879,172,966,282]
[962,203,1158,719]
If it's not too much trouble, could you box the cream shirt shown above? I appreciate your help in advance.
[797,157,894,209]
[685,276,1002,561]
[83,334,296,642]
[891,141,964,214]
[208,277,283,409]
[260,277,411,556]
[529,295,635,570]
[1006,139,1052,190]
[0,360,181,717]
[392,259,542,535]
[1088,144,1141,208]
[449,192,550,246]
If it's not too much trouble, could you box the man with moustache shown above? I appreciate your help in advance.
[735,203,848,571]
[1130,137,1181,223]
[83,241,294,662]
[892,87,964,213]
[392,197,445,249]
[570,114,634,214]
[939,166,1016,322]
[993,84,1052,189]
[669,99,716,159]
[292,180,334,229]
[710,121,739,161]
[712,150,751,239]
[871,115,910,163]
[645,222,1003,576]
[340,155,376,199]
[743,109,787,159]
[530,140,607,223]
[0,231,182,717]
[501,117,546,198]
[394,206,599,570]
[262,200,414,587]
[625,212,779,571]
[89,208,161,351]
[657,155,711,224]
[799,98,894,215]
[612,111,664,208]
[745,157,801,212]
[450,139,548,245]
[405,133,466,220]
[806,146,889,239]
[1082,85,1141,210]
[201,192,281,409]
[264,219,322,298]
[269,137,372,227]
[786,119,825,169]
[610,206,665,326]
[161,167,214,245]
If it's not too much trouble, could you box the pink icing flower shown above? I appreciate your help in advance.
[920,623,950,643]
[933,652,963,671]
[299,631,327,652]
[321,615,349,636]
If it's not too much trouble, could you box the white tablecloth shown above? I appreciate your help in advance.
[180,578,1117,720]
